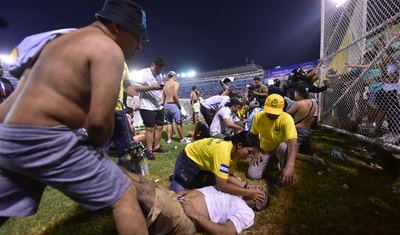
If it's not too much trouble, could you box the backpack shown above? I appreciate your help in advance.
[9,28,76,79]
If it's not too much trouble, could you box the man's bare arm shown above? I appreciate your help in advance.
[85,40,124,147]
[124,80,137,97]
[223,118,243,131]
[281,138,298,185]
[173,82,181,109]
[135,84,162,92]
[215,176,265,203]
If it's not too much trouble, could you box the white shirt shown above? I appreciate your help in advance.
[201,95,230,110]
[209,107,238,136]
[134,68,163,111]
[196,186,254,234]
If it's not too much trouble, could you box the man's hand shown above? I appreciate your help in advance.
[181,197,199,219]
[132,96,141,111]
[281,164,295,186]
[251,152,263,166]
[248,188,266,203]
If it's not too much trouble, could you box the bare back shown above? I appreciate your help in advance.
[0,24,125,146]
[287,99,316,128]
[163,79,180,104]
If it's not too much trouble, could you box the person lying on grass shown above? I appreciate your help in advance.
[169,131,266,204]
[122,168,269,235]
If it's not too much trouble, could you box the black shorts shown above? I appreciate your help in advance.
[140,109,165,127]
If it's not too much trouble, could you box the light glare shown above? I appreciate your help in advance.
[332,0,347,7]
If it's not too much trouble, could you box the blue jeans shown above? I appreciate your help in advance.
[170,150,215,193]
[104,111,134,163]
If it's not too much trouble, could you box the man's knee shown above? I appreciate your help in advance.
[247,167,263,180]
[146,126,155,133]
[276,142,288,156]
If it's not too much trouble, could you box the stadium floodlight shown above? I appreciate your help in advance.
[181,73,186,78]
[332,0,347,7]
[186,71,196,78]
[0,54,13,64]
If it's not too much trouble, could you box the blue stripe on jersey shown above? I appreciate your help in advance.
[219,164,229,174]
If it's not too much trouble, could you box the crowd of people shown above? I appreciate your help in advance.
[0,0,399,234]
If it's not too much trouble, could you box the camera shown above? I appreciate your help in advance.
[246,84,254,97]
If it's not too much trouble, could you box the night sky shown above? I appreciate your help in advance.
[0,0,321,74]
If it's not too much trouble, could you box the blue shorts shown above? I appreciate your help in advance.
[0,124,130,217]
[164,103,182,124]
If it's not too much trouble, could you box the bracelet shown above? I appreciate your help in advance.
[243,182,248,189]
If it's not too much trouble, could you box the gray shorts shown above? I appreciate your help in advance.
[297,127,312,153]
[0,124,131,217]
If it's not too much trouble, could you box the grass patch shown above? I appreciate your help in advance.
[1,126,400,234]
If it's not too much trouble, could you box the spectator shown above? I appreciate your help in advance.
[170,132,265,204]
[163,71,191,144]
[248,76,269,105]
[267,79,283,96]
[190,86,200,124]
[103,62,140,167]
[0,0,149,233]
[248,94,298,189]
[125,107,145,143]
[200,92,238,126]
[134,56,166,160]
[246,100,262,131]
[122,170,269,234]
[346,50,384,134]
[376,47,400,144]
[282,68,306,101]
[209,99,244,139]
[286,84,327,164]
[190,121,211,140]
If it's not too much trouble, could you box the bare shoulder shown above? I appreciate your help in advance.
[45,26,123,65]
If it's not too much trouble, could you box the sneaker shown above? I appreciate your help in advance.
[166,139,172,144]
[172,131,177,137]
[180,138,191,144]
[146,151,156,160]
[154,147,167,153]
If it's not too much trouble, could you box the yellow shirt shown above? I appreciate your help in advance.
[115,62,131,111]
[251,112,297,153]
[184,138,237,179]
[237,105,248,118]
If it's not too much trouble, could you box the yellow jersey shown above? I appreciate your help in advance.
[184,138,237,179]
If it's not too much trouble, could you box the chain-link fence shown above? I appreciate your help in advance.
[319,0,400,151]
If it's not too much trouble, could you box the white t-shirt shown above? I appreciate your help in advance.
[201,95,230,110]
[209,107,238,136]
[134,68,163,111]
[196,186,254,234]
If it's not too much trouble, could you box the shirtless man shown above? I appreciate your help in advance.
[190,86,199,124]
[286,84,320,163]
[0,1,149,234]
[122,168,269,235]
[163,71,191,144]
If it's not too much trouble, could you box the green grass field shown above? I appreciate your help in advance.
[1,125,400,235]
